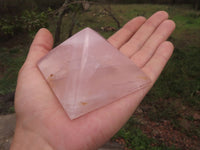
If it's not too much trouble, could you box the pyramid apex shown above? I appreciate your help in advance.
[84,27,93,31]
[38,27,150,120]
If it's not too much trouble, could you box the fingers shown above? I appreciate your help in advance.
[142,41,174,83]
[119,11,168,57]
[24,28,53,67]
[107,16,146,49]
[132,20,175,67]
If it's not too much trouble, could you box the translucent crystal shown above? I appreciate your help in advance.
[37,27,150,120]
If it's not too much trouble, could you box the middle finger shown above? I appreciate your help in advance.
[119,11,168,57]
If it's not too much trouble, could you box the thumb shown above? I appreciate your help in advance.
[24,28,54,67]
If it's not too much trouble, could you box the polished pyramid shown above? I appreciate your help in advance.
[38,27,150,120]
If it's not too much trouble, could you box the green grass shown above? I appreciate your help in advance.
[113,117,178,150]
[145,46,200,110]
[0,47,27,95]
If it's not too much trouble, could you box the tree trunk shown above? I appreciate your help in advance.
[194,0,200,10]
[54,0,71,45]
[54,12,65,45]
[172,0,175,5]
[68,11,78,38]
[104,5,121,29]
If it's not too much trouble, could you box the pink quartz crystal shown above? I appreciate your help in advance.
[37,27,150,120]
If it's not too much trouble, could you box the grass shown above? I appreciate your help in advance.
[113,117,178,150]
[0,3,200,149]
[0,47,27,95]
[145,46,200,110]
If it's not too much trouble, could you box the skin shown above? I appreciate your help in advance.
[10,11,175,150]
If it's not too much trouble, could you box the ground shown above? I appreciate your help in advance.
[0,114,15,150]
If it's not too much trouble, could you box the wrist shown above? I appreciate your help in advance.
[10,121,53,150]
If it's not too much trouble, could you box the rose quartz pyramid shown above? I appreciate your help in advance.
[38,27,150,120]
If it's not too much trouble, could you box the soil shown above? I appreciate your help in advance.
[0,93,15,115]
[137,116,200,150]
[115,106,200,150]
[0,114,16,150]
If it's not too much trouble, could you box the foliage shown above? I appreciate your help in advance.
[0,19,15,37]
[20,10,48,33]
[0,17,20,40]
[0,10,49,40]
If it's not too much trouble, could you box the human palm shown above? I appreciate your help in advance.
[11,11,175,150]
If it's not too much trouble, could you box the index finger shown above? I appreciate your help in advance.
[107,16,146,49]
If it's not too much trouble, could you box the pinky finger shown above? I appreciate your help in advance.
[142,41,174,83]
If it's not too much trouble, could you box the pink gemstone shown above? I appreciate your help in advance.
[37,28,150,119]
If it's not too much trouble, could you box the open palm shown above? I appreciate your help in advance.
[11,11,175,150]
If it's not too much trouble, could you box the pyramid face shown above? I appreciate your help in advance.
[38,28,150,119]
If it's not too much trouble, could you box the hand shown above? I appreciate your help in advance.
[11,11,175,150]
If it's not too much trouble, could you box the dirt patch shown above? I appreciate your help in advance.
[133,106,200,150]
[0,114,16,150]
[173,28,200,49]
[140,119,199,150]
[0,93,15,115]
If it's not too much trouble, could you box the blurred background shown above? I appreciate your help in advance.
[0,0,200,149]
